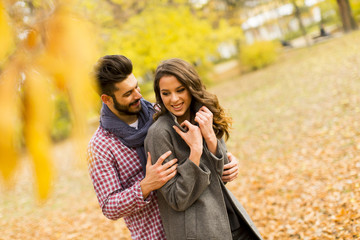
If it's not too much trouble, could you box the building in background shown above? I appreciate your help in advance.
[241,0,328,43]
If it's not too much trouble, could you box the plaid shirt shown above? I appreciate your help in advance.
[88,126,166,240]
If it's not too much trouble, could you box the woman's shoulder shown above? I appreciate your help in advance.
[148,113,173,135]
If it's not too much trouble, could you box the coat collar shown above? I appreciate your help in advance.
[167,100,202,133]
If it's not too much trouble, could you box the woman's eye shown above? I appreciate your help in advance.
[161,92,169,96]
[178,88,185,93]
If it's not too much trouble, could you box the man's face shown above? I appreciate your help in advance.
[108,74,142,116]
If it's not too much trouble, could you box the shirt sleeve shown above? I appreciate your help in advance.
[88,141,151,220]
[145,128,211,212]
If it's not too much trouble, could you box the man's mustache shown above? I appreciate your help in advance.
[130,99,140,106]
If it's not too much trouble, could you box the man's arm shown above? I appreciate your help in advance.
[222,152,239,182]
[89,155,146,220]
[88,144,177,220]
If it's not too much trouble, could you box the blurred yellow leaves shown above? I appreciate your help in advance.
[0,59,20,184]
[0,2,99,200]
[119,4,240,78]
[240,40,280,71]
[0,1,14,64]
[23,67,53,200]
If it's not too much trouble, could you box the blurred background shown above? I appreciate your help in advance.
[0,0,359,239]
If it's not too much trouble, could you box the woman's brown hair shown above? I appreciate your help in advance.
[153,58,232,140]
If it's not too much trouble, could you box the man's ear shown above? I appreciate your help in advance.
[101,94,112,105]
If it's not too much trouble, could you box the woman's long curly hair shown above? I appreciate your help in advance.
[153,58,232,140]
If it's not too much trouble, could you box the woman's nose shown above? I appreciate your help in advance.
[170,93,179,102]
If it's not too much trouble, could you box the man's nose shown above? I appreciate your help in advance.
[135,88,142,98]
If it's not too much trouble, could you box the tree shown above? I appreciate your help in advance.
[291,0,310,46]
[336,0,358,32]
[118,4,239,80]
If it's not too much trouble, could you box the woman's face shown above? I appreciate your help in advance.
[159,75,192,123]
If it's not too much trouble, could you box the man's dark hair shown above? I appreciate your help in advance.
[94,55,133,96]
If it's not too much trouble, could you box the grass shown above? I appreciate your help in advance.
[1,30,360,239]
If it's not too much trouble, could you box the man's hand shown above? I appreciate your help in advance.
[140,151,178,199]
[222,152,239,183]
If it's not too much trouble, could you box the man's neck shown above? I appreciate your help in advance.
[116,113,139,125]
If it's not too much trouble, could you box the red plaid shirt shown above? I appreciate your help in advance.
[88,126,166,240]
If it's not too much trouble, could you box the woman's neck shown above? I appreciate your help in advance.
[176,108,192,125]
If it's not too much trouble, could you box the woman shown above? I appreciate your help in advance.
[145,58,263,240]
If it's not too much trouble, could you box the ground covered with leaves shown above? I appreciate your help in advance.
[1,31,359,239]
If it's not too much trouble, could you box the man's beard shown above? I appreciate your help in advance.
[112,97,142,116]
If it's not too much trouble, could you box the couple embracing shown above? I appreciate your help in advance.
[88,55,263,240]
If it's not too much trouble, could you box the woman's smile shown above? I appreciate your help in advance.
[172,102,184,111]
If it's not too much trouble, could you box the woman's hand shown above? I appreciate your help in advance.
[173,120,203,165]
[195,106,217,154]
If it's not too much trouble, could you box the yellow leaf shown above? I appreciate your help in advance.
[0,61,20,184]
[37,5,99,165]
[24,29,41,51]
[23,68,54,200]
[0,2,15,65]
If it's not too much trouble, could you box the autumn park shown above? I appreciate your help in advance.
[1,0,360,239]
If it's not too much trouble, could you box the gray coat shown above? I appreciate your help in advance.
[145,112,263,240]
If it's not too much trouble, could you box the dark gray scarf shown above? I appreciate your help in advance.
[100,98,155,174]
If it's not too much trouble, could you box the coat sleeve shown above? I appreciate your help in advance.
[145,127,211,212]
[206,138,228,177]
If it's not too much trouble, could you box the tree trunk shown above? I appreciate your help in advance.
[291,0,310,47]
[336,0,358,32]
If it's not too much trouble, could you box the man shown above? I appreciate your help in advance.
[88,55,239,239]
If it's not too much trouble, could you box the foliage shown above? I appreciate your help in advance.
[319,0,341,25]
[351,0,360,21]
[0,1,99,200]
[118,5,239,80]
[77,0,244,81]
[239,41,280,71]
